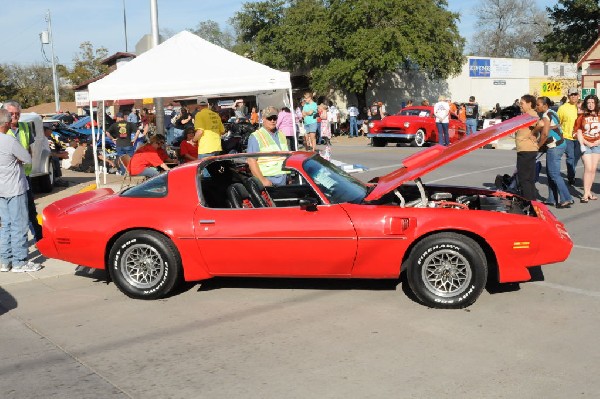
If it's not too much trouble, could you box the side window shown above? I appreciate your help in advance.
[121,174,168,198]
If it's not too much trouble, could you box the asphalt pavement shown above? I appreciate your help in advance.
[1,136,599,398]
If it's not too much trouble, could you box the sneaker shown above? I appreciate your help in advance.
[22,261,42,272]
[0,263,11,272]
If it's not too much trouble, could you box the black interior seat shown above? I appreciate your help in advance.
[226,183,254,208]
[244,176,275,207]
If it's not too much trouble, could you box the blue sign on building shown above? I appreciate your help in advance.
[469,58,491,77]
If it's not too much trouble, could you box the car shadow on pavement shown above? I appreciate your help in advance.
[196,277,401,292]
[0,286,18,316]
[74,266,109,284]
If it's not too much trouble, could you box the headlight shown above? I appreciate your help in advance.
[404,122,410,128]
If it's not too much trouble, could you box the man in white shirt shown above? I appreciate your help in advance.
[327,104,339,136]
[434,96,451,146]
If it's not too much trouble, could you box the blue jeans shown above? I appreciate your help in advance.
[138,167,160,178]
[436,122,449,146]
[117,146,135,173]
[173,128,184,143]
[564,139,581,183]
[166,126,175,145]
[545,145,572,204]
[349,116,358,137]
[0,193,29,267]
[466,119,477,136]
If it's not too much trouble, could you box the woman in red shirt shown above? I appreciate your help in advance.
[575,94,600,202]
[179,128,198,163]
[129,135,177,177]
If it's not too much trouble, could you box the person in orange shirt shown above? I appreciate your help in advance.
[250,107,259,124]
[458,103,467,123]
[449,100,458,117]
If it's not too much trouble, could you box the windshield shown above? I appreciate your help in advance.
[399,109,430,117]
[303,157,368,204]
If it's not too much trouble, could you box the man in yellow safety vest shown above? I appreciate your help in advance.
[246,106,289,187]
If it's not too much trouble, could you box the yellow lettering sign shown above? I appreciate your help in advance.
[541,81,562,97]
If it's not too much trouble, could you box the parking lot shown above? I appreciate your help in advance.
[1,138,599,398]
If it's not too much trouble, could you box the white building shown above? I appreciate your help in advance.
[331,57,577,117]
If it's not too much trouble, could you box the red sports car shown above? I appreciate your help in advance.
[38,115,572,309]
[368,106,466,147]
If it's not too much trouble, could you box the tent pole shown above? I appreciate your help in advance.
[91,99,100,187]
[102,103,107,185]
[289,88,297,151]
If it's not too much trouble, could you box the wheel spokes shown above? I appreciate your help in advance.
[122,244,165,288]
[422,250,471,296]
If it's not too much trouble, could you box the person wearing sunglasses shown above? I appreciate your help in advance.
[246,106,289,187]
[129,134,178,178]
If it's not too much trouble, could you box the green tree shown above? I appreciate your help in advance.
[190,20,235,50]
[1,63,57,108]
[231,0,465,111]
[66,41,109,86]
[537,0,600,62]
[0,65,17,101]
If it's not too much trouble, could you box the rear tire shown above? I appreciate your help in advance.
[372,137,386,147]
[108,230,182,299]
[405,232,487,309]
[38,161,54,193]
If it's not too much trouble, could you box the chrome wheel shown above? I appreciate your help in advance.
[421,249,471,297]
[120,243,165,289]
[414,129,425,146]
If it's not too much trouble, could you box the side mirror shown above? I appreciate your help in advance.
[299,197,318,212]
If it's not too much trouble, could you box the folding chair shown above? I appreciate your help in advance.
[118,154,133,191]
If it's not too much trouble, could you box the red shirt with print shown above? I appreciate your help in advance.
[574,114,600,143]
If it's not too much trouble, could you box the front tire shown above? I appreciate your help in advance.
[109,230,182,299]
[406,232,487,309]
[411,129,426,147]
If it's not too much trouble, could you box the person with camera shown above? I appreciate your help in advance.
[534,96,573,208]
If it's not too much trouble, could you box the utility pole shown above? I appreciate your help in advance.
[44,10,60,113]
[123,0,128,52]
[150,0,164,136]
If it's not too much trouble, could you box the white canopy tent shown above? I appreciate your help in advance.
[87,30,295,185]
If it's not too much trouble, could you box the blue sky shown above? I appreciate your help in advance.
[3,0,556,66]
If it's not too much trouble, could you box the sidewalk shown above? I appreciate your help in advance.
[0,170,123,285]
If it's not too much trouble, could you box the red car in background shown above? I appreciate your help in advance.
[368,106,466,147]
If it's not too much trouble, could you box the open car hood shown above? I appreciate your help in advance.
[364,114,538,202]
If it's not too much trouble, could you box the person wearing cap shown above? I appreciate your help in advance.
[246,106,289,187]
[107,111,139,160]
[558,87,582,185]
[193,97,225,163]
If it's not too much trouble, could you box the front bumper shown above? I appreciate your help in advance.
[367,133,414,139]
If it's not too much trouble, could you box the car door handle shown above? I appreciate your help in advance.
[199,220,215,224]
